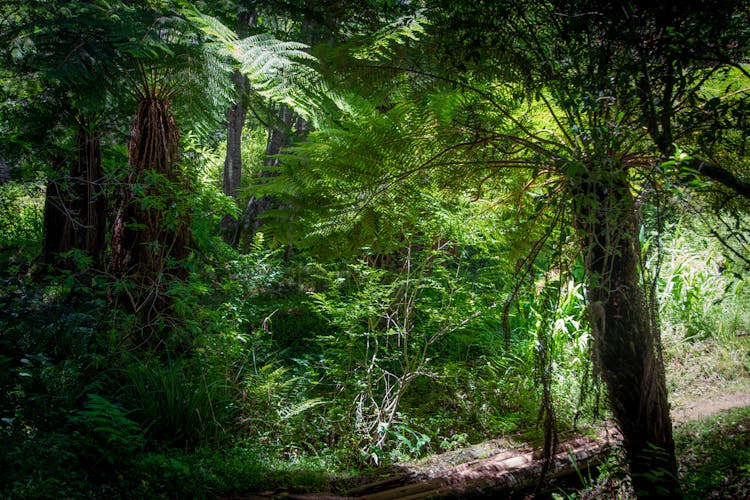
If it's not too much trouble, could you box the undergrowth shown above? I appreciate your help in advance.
[676,406,750,499]
[658,219,750,406]
[2,197,749,498]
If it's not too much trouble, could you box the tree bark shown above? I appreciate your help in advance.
[570,164,680,498]
[41,156,73,267]
[70,124,105,267]
[238,104,296,246]
[245,431,615,499]
[237,16,317,250]
[41,123,105,272]
[220,75,248,245]
[685,157,750,201]
[220,10,253,246]
[111,97,189,281]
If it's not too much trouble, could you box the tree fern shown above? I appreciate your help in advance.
[16,1,237,137]
[185,5,333,125]
[261,79,546,255]
[350,10,428,63]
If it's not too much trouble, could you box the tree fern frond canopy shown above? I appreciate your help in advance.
[262,82,543,254]
[10,1,241,137]
[186,5,335,126]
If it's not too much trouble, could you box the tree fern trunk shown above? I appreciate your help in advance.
[112,97,189,282]
[71,124,105,268]
[41,122,106,271]
[571,164,680,498]
[41,156,74,267]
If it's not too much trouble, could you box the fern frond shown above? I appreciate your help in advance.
[263,79,549,255]
[182,4,239,50]
[236,35,314,78]
[278,397,326,421]
[186,6,336,125]
[351,11,428,63]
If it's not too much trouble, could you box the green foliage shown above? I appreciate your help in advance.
[0,425,298,498]
[658,219,750,342]
[121,355,233,449]
[0,431,86,499]
[0,181,44,262]
[552,447,630,499]
[1,0,750,496]
[350,10,427,63]
[0,276,117,434]
[235,362,327,457]
[271,85,530,255]
[186,4,331,124]
[69,393,145,465]
[302,225,512,462]
[676,406,750,499]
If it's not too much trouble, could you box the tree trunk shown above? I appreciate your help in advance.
[246,431,616,499]
[238,104,296,246]
[41,156,74,267]
[70,124,105,267]
[111,97,189,282]
[238,16,317,250]
[41,123,105,272]
[220,11,253,246]
[220,74,248,245]
[570,164,680,497]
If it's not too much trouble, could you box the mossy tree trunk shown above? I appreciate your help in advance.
[570,161,680,498]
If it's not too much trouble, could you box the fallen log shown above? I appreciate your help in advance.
[235,427,620,499]
[354,432,617,499]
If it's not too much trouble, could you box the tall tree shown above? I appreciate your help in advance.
[3,0,233,292]
[187,2,330,249]
[229,0,415,247]
[110,79,189,282]
[3,1,119,271]
[239,103,296,246]
[220,7,254,245]
[105,4,236,316]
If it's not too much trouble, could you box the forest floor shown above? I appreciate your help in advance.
[237,335,750,499]
[667,336,750,423]
[237,389,750,499]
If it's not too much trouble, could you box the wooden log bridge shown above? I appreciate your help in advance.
[240,427,620,499]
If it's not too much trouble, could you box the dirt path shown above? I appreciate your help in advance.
[671,391,750,423]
